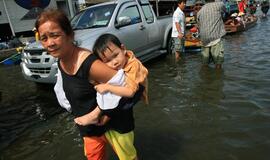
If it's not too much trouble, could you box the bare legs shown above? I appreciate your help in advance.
[175,51,180,61]
[215,64,222,69]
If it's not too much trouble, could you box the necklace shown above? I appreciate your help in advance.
[61,45,77,75]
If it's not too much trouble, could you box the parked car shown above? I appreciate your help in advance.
[20,0,172,84]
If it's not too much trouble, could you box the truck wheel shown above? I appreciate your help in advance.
[167,37,173,55]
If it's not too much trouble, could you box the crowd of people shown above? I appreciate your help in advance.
[172,0,225,69]
[171,0,269,69]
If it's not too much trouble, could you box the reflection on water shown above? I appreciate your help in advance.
[1,16,270,160]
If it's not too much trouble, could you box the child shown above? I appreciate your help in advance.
[74,34,148,160]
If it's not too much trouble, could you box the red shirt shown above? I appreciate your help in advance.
[238,1,246,13]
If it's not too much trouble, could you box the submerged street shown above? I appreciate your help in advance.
[1,15,270,160]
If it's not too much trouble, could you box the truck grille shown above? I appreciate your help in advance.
[23,49,53,64]
[30,58,41,63]
[24,49,46,56]
[29,67,51,74]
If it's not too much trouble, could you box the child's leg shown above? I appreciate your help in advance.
[74,106,101,126]
[105,130,138,160]
[83,135,107,160]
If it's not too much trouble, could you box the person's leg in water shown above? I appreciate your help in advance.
[172,37,183,61]
[211,40,224,69]
[201,46,210,68]
[175,51,180,61]
[215,64,222,69]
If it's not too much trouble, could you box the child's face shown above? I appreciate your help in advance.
[100,42,127,70]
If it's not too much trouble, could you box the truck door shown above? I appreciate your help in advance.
[140,4,162,50]
[114,2,148,56]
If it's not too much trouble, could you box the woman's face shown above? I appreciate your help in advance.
[38,20,72,58]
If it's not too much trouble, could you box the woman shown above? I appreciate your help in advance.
[35,9,116,160]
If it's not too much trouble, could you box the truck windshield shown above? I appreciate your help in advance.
[71,4,116,30]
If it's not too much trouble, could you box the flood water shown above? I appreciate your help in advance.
[1,16,270,160]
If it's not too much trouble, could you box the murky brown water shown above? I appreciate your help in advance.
[1,15,270,160]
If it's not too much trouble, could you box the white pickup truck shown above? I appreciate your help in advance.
[20,0,172,84]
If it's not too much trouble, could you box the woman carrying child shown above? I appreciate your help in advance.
[36,9,147,160]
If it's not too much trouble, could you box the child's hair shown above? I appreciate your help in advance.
[93,34,122,58]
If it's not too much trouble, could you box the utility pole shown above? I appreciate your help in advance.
[67,0,74,17]
[2,0,15,36]
[155,0,159,17]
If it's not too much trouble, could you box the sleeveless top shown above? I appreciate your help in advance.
[58,53,144,135]
[58,54,106,137]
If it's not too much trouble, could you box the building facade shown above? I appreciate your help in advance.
[0,0,78,41]
[0,0,183,41]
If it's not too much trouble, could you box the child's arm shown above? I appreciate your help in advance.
[95,83,135,97]
[74,106,102,126]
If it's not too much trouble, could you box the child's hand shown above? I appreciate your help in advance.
[95,83,109,94]
[96,115,111,126]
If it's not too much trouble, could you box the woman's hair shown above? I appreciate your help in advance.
[35,8,74,37]
[93,34,122,58]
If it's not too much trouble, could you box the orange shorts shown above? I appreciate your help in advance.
[83,135,107,160]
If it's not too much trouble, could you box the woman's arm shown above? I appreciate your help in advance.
[90,59,117,83]
[75,59,116,126]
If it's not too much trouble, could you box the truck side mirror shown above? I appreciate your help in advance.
[115,16,132,28]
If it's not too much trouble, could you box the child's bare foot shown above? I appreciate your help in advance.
[74,114,99,126]
[74,107,102,126]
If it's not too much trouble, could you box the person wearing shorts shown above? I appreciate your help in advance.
[171,0,186,61]
[197,0,226,69]
[201,39,224,66]
[172,37,185,57]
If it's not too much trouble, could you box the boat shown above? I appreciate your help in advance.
[185,25,202,52]
[184,5,202,52]
[0,53,21,65]
[0,47,22,65]
[225,16,258,34]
